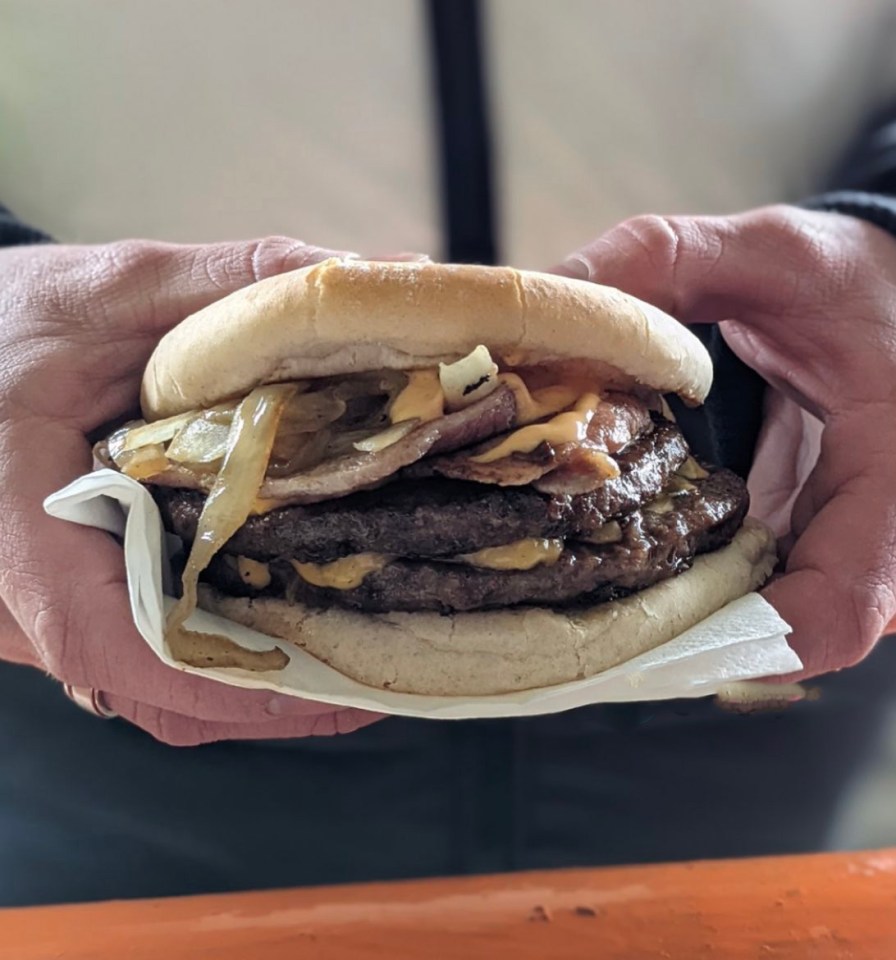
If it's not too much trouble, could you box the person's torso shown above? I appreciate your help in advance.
[3,0,895,264]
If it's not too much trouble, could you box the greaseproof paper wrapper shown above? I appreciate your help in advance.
[44,470,801,719]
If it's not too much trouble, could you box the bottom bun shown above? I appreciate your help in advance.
[198,519,777,696]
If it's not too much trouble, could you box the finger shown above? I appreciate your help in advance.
[100,236,358,337]
[552,207,871,422]
[68,238,358,428]
[1,419,372,722]
[746,389,822,538]
[762,414,896,678]
[552,205,842,323]
[0,601,42,668]
[103,696,383,747]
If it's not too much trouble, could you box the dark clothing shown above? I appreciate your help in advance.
[0,204,51,246]
[2,643,895,907]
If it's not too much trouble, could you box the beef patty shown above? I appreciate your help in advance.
[203,468,748,613]
[154,419,689,563]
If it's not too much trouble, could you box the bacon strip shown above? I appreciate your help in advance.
[423,392,653,494]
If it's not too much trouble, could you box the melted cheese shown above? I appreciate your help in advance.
[677,456,709,480]
[292,553,391,590]
[498,373,581,425]
[583,520,623,545]
[461,538,564,570]
[390,369,444,424]
[471,393,602,464]
[236,556,272,589]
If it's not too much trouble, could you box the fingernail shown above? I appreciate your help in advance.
[558,254,592,281]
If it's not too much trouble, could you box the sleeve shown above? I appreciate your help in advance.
[0,203,53,247]
[802,105,896,244]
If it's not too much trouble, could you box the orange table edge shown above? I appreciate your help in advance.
[3,848,896,959]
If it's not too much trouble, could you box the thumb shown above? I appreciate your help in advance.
[552,205,838,326]
[98,236,358,339]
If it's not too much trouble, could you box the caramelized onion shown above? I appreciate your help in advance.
[268,428,333,476]
[677,456,709,480]
[582,520,623,545]
[166,418,231,465]
[116,443,169,480]
[279,390,346,433]
[119,411,197,453]
[166,383,296,638]
[352,418,419,453]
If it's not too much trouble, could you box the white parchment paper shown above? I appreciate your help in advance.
[44,470,801,719]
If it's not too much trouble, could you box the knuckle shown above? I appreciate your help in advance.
[616,214,683,268]
[77,241,171,331]
[248,236,308,281]
[188,236,307,291]
[30,596,78,682]
[617,213,721,280]
[155,712,204,747]
[845,574,896,666]
[748,205,837,271]
[131,704,205,746]
[94,240,171,295]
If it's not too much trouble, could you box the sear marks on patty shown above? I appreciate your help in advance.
[154,419,688,564]
[204,468,748,613]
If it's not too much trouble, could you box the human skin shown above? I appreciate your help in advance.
[557,205,896,679]
[4,207,894,745]
[0,237,385,745]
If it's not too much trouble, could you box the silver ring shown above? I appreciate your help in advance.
[62,684,117,719]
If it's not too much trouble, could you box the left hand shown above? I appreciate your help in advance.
[555,204,896,679]
[0,236,384,744]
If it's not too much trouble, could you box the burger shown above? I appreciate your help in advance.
[98,259,776,696]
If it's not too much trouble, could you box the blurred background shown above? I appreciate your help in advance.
[834,704,896,850]
[1,0,894,875]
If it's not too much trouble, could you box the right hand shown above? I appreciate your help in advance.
[556,205,896,679]
[0,237,385,745]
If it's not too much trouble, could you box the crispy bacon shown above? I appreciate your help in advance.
[423,392,653,494]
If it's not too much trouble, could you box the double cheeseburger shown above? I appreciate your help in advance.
[98,259,775,696]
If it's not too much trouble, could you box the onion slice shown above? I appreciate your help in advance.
[166,383,297,637]
[166,418,232,464]
[352,418,419,453]
[439,345,499,411]
[119,410,199,453]
[115,443,169,480]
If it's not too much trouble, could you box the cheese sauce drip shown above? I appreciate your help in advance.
[292,553,392,590]
[235,556,272,589]
[471,393,602,464]
[461,538,564,571]
[497,373,581,425]
[390,369,444,424]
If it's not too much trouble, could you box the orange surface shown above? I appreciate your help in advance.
[3,849,896,959]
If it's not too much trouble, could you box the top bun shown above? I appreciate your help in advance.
[142,259,712,419]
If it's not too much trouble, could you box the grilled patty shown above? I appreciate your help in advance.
[154,419,689,563]
[202,468,748,613]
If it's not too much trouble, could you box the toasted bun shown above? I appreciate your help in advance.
[142,259,712,419]
[197,520,777,696]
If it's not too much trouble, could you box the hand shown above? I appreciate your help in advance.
[556,205,896,679]
[0,237,384,744]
